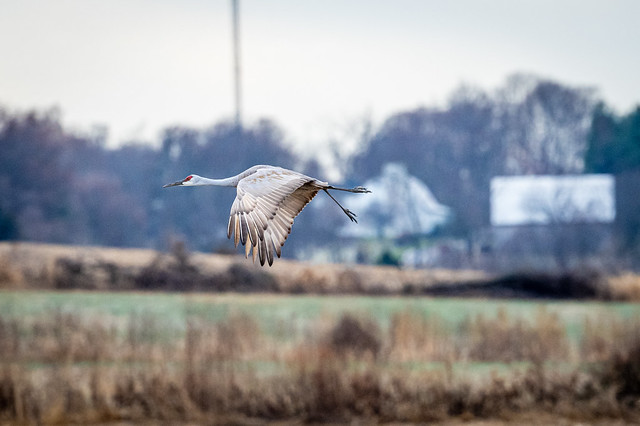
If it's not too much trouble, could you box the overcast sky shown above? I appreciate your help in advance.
[1,0,639,152]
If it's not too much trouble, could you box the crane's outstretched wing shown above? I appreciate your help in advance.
[227,168,323,266]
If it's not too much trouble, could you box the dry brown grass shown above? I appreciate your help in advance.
[461,307,570,363]
[0,241,489,295]
[4,241,640,300]
[609,272,640,301]
[388,310,453,362]
[1,306,640,424]
[1,241,640,422]
[0,242,640,301]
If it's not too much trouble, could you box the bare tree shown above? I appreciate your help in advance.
[497,74,596,175]
[519,185,613,269]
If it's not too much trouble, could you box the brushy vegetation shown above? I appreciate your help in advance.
[1,303,640,424]
[4,241,640,300]
[43,251,640,300]
[1,243,640,423]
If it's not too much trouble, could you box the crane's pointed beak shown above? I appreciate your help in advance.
[162,180,183,188]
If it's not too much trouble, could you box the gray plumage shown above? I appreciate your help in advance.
[163,165,370,266]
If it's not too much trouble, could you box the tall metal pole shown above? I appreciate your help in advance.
[231,0,242,129]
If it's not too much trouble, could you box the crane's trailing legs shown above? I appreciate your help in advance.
[323,185,371,223]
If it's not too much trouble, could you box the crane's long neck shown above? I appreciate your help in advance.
[196,166,267,187]
[196,176,239,187]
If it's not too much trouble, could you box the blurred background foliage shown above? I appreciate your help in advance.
[1,73,639,268]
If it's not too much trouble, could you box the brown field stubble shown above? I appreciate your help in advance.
[1,242,640,423]
[3,241,640,299]
[1,307,640,424]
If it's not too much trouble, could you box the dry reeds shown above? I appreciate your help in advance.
[461,307,570,363]
[1,306,639,424]
[609,272,640,301]
[10,241,640,300]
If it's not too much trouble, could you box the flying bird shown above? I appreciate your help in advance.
[163,165,370,266]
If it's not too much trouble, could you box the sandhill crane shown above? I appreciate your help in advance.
[163,165,370,266]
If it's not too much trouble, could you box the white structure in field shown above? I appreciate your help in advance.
[490,174,615,226]
[487,174,616,269]
[342,163,450,238]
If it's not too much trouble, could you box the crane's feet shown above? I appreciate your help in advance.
[344,208,358,223]
[352,186,371,193]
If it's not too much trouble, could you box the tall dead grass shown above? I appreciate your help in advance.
[1,307,639,423]
[609,272,640,301]
[8,241,640,300]
[461,307,570,363]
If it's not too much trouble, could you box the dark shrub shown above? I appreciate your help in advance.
[329,314,381,360]
[600,338,640,406]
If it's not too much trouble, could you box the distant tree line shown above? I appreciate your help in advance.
[348,74,599,238]
[585,103,640,259]
[0,110,302,250]
[1,73,639,264]
[585,102,640,174]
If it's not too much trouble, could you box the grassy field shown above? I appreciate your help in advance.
[2,290,640,369]
[1,242,640,423]
[1,290,639,340]
[1,290,640,424]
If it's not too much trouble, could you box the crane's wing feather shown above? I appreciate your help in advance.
[227,168,322,266]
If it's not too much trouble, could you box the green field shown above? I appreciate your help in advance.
[2,289,639,345]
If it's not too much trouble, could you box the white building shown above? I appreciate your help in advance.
[342,163,451,239]
[486,174,616,269]
[491,174,615,226]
